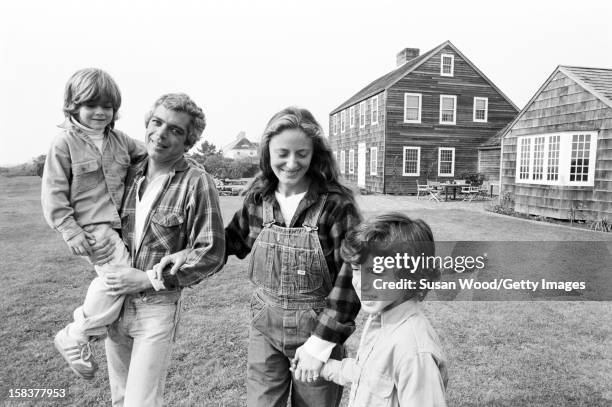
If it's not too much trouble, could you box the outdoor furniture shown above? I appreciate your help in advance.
[462,186,479,202]
[426,181,442,202]
[416,181,430,200]
[440,182,466,201]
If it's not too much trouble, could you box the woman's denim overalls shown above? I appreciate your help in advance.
[246,194,344,407]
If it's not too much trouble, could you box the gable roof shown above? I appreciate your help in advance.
[330,40,518,115]
[498,65,612,142]
[224,136,258,151]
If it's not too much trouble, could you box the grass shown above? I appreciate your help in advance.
[1,176,611,406]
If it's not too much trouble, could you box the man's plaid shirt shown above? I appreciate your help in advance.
[225,182,362,344]
[121,156,225,292]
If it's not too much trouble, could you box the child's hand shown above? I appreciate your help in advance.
[292,345,324,383]
[152,249,190,280]
[66,231,92,256]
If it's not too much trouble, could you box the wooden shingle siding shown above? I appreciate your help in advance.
[478,149,501,181]
[384,46,517,194]
[501,70,612,220]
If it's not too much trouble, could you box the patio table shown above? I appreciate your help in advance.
[441,183,468,201]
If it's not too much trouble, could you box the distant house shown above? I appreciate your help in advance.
[500,65,612,221]
[329,40,518,194]
[222,131,259,164]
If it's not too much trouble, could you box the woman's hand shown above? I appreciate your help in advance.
[152,249,190,280]
[291,345,324,382]
[103,265,152,296]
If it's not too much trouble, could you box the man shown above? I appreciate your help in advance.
[99,93,225,406]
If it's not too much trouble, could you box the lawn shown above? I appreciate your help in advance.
[1,176,611,406]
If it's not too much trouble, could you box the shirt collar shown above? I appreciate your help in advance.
[379,299,421,330]
[133,155,190,177]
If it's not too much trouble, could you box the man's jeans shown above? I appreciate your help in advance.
[105,292,181,407]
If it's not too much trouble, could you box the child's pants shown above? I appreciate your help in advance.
[66,224,130,342]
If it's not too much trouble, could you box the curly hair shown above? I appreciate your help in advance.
[246,106,353,201]
[63,68,122,129]
[341,212,440,301]
[144,93,206,149]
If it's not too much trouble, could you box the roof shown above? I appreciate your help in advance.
[224,136,259,151]
[330,40,518,115]
[479,121,513,149]
[498,65,612,142]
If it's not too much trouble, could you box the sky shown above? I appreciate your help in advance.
[1,0,611,165]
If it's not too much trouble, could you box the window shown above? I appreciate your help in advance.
[402,147,421,176]
[371,96,379,125]
[332,114,338,135]
[438,147,455,177]
[349,106,355,128]
[404,93,422,123]
[515,132,597,186]
[370,147,378,175]
[441,54,454,76]
[473,97,488,122]
[341,110,346,133]
[359,101,366,128]
[348,149,355,174]
[340,150,346,174]
[439,95,456,125]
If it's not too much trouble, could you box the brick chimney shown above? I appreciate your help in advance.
[396,48,420,67]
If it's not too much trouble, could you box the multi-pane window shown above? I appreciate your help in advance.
[404,93,422,123]
[473,97,488,122]
[547,135,560,181]
[371,96,379,125]
[532,137,545,180]
[359,101,366,128]
[515,132,597,186]
[341,110,346,133]
[402,147,420,176]
[348,149,355,174]
[441,54,454,76]
[370,147,378,175]
[440,95,457,125]
[340,150,346,174]
[438,147,455,177]
[332,114,338,135]
[570,134,591,182]
[349,106,355,128]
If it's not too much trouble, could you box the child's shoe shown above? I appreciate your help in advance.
[53,327,98,380]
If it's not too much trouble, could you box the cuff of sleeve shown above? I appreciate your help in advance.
[146,269,167,291]
[58,218,83,242]
[302,335,336,363]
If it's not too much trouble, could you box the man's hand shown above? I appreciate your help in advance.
[103,265,152,296]
[291,345,324,383]
[152,249,190,280]
[66,231,92,256]
[84,225,115,265]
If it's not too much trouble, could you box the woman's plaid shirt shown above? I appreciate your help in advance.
[225,183,362,344]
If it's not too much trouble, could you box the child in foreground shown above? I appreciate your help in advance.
[319,212,448,407]
[41,68,147,379]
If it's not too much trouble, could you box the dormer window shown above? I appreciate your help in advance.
[441,54,454,77]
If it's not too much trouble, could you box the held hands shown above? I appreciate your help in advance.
[83,225,115,265]
[290,345,324,383]
[152,249,190,280]
[66,231,94,257]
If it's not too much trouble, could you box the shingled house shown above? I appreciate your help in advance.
[329,40,518,194]
[500,65,612,221]
[222,131,259,164]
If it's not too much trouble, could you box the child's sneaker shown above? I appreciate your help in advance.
[54,327,98,380]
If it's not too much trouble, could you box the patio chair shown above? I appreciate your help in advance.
[476,182,492,200]
[416,181,430,199]
[462,186,479,202]
[427,181,442,202]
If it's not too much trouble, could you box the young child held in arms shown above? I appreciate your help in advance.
[42,68,149,379]
[319,212,448,406]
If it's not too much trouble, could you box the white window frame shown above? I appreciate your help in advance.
[438,147,455,177]
[349,106,355,128]
[515,132,598,186]
[348,149,355,174]
[340,150,346,174]
[402,146,421,176]
[340,110,346,133]
[439,95,457,125]
[359,101,366,128]
[403,93,422,123]
[371,96,379,125]
[332,114,338,135]
[370,147,378,175]
[473,97,488,122]
[441,54,454,77]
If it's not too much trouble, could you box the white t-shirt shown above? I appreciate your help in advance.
[275,190,307,226]
[134,174,168,248]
